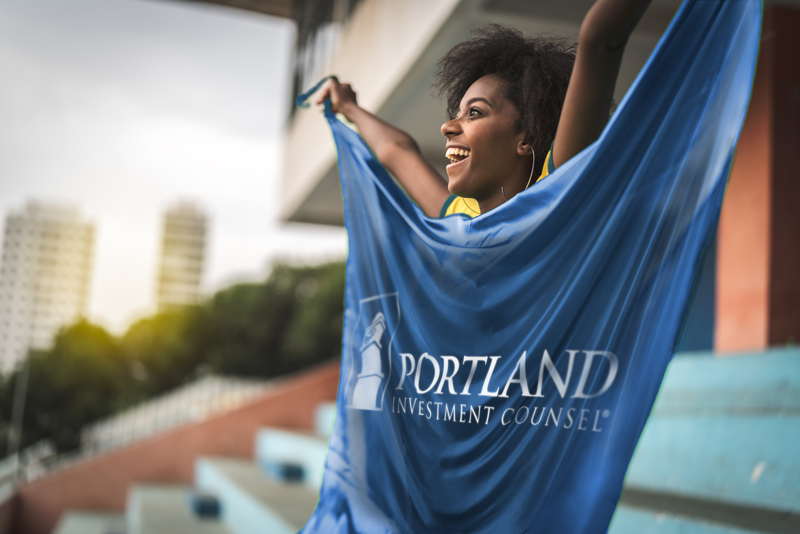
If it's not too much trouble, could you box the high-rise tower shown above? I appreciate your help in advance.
[156,202,207,311]
[0,202,94,372]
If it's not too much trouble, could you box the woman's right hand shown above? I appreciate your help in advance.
[311,76,450,217]
[316,78,359,117]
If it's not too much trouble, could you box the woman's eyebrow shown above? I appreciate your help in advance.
[465,97,493,108]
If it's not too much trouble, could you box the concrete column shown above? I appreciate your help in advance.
[716,5,800,352]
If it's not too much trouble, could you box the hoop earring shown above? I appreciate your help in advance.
[524,150,537,190]
[502,144,536,201]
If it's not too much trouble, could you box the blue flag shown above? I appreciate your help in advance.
[300,1,760,532]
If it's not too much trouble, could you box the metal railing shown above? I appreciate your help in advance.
[81,375,271,455]
[17,375,272,483]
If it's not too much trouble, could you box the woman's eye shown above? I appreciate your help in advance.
[468,107,481,117]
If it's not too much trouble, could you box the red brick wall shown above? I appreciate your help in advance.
[716,5,800,351]
[13,361,340,534]
[0,495,16,534]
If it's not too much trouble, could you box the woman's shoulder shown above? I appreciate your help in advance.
[440,195,481,218]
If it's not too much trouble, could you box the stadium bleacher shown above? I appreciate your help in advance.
[50,348,798,534]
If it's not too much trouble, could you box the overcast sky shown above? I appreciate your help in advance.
[0,0,347,333]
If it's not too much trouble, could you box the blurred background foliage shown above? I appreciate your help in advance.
[0,261,346,453]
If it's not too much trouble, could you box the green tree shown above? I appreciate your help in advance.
[2,321,129,451]
[0,260,347,454]
[204,261,346,376]
[120,304,212,397]
[279,262,346,371]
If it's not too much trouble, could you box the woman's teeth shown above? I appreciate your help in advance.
[446,148,471,163]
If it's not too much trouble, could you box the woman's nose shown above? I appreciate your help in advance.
[441,118,460,138]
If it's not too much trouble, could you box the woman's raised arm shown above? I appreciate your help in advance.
[317,79,450,218]
[552,0,653,169]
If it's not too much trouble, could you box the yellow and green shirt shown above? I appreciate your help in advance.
[439,148,555,219]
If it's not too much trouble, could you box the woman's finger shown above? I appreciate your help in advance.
[315,84,332,105]
[317,78,342,104]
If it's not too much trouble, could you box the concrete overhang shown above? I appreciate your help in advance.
[171,0,799,227]
[280,0,683,226]
[171,0,295,17]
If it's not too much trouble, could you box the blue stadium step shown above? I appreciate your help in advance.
[610,348,800,534]
[126,484,231,534]
[610,504,763,534]
[315,402,337,437]
[195,456,319,534]
[255,427,329,489]
[624,349,800,512]
[52,511,126,534]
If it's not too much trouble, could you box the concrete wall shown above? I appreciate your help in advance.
[281,0,462,224]
[12,361,340,534]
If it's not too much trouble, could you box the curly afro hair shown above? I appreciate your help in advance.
[435,24,576,179]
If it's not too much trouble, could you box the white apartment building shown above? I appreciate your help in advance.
[0,202,94,373]
[156,202,208,311]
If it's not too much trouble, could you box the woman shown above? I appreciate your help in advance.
[300,0,760,532]
[316,0,653,218]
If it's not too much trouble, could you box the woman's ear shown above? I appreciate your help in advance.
[516,136,533,156]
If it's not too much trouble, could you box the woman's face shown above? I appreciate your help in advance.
[441,74,528,202]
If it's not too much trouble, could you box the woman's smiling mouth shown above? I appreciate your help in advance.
[446,147,471,167]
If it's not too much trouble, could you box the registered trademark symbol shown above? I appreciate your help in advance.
[602,410,610,418]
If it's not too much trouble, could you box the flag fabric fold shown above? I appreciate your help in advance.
[300,1,760,532]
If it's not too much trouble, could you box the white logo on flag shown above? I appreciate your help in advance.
[346,293,399,411]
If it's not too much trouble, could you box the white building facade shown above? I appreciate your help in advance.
[156,202,207,311]
[0,202,94,372]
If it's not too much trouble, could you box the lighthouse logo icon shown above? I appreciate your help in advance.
[346,293,399,411]
[350,313,387,410]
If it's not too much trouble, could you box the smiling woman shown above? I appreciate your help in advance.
[439,73,547,214]
[298,0,761,530]
[435,27,575,214]
[316,0,650,219]
[298,0,762,532]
